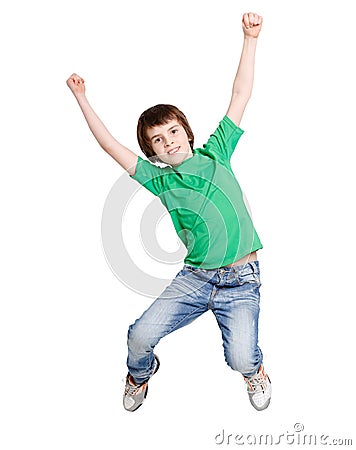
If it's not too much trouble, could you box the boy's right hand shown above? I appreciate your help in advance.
[66,73,86,97]
[242,12,263,38]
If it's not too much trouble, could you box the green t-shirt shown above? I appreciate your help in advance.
[130,115,262,269]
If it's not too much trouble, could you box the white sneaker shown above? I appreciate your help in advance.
[244,365,271,411]
[123,355,160,412]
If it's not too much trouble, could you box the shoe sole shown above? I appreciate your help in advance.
[249,397,271,411]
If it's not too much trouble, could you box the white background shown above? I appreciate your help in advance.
[1,0,355,448]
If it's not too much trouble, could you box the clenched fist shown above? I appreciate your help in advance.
[66,73,86,97]
[242,12,263,38]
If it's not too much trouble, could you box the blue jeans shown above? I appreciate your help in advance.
[127,261,263,384]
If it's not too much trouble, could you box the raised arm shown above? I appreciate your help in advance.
[226,12,263,127]
[66,74,138,176]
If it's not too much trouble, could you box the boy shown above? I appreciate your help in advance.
[67,12,271,412]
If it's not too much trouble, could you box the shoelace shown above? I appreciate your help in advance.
[245,371,267,393]
[125,378,145,396]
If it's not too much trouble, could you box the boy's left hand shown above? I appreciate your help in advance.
[242,12,263,38]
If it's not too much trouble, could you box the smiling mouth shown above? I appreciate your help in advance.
[167,146,180,155]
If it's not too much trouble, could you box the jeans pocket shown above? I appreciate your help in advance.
[240,271,261,288]
[176,268,188,278]
[254,272,262,288]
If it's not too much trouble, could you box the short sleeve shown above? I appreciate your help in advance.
[201,115,244,161]
[129,156,165,196]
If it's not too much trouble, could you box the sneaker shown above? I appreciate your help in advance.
[244,365,271,411]
[123,354,160,412]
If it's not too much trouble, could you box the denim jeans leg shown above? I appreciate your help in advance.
[211,264,263,377]
[126,267,211,384]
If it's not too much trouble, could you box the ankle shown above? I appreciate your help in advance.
[128,375,140,386]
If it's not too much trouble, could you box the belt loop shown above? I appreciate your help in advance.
[252,260,259,273]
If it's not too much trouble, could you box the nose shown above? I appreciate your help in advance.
[164,136,174,147]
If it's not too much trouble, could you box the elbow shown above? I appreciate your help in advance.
[231,90,251,102]
[230,92,251,109]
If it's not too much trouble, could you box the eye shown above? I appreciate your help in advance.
[171,128,179,134]
[154,137,161,144]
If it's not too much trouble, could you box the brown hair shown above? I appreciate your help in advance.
[137,104,194,159]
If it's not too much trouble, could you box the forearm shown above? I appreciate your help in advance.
[72,91,138,174]
[231,36,258,100]
[75,93,118,151]
[67,74,138,173]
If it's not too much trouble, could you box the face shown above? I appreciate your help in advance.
[146,120,193,166]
